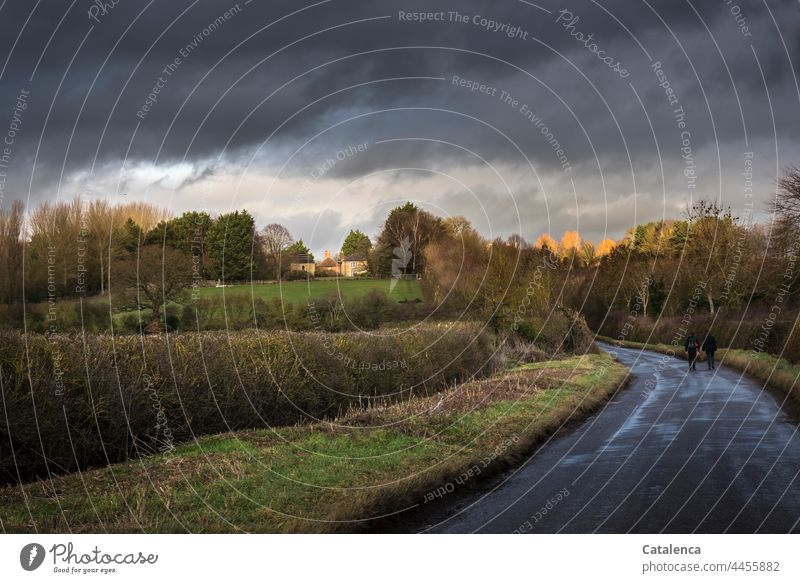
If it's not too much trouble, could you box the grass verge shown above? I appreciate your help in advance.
[0,353,627,533]
[597,335,800,406]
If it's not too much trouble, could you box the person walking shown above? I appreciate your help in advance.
[702,332,717,370]
[685,332,699,371]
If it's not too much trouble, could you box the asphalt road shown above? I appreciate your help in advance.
[410,343,800,533]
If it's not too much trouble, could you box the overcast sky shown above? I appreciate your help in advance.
[1,0,798,255]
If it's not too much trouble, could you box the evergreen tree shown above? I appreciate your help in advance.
[341,229,372,257]
[206,210,257,281]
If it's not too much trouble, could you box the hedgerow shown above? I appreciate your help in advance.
[0,323,496,483]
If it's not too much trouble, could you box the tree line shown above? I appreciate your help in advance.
[419,171,800,360]
[0,199,375,305]
[2,166,799,355]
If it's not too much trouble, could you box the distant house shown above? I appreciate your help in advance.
[316,249,339,275]
[290,262,315,274]
[290,252,315,275]
[340,253,368,277]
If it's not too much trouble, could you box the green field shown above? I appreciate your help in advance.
[3,278,423,334]
[193,278,423,304]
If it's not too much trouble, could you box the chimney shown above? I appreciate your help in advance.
[324,249,330,259]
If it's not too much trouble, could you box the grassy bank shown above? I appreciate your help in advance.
[598,336,800,406]
[0,352,628,533]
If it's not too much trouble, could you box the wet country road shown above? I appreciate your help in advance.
[412,343,800,533]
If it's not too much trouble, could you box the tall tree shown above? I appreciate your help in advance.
[0,200,24,303]
[113,245,192,328]
[560,230,581,256]
[145,211,213,277]
[534,233,558,253]
[371,202,444,276]
[261,223,293,256]
[684,201,742,314]
[285,239,314,263]
[260,223,293,278]
[206,210,257,281]
[25,198,83,299]
[668,220,689,256]
[422,217,487,308]
[773,165,800,227]
[595,238,616,257]
[341,229,372,257]
[507,233,529,249]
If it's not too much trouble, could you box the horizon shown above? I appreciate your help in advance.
[9,194,759,261]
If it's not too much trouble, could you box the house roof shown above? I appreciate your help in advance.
[318,257,338,267]
[292,252,313,263]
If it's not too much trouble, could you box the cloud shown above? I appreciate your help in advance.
[0,0,797,243]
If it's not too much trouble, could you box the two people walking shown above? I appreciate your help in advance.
[685,331,717,371]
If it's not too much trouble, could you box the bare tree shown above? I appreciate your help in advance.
[773,165,800,226]
[507,233,529,249]
[260,223,293,278]
[684,201,741,314]
[87,199,115,294]
[261,223,293,256]
[0,200,24,303]
[115,201,170,234]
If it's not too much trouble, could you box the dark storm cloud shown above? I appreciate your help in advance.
[0,0,798,233]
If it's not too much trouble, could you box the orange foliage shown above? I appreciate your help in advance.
[537,231,615,258]
[596,238,617,257]
[534,233,558,251]
[560,230,581,252]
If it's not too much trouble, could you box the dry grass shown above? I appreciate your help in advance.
[715,349,800,404]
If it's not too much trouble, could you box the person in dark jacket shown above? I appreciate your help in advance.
[685,332,699,371]
[702,333,717,370]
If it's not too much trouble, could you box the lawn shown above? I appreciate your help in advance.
[100,278,422,330]
[193,278,423,304]
[0,352,628,533]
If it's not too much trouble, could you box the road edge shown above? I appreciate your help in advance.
[362,348,632,533]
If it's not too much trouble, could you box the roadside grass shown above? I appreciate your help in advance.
[193,278,423,304]
[0,352,628,533]
[598,335,800,406]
